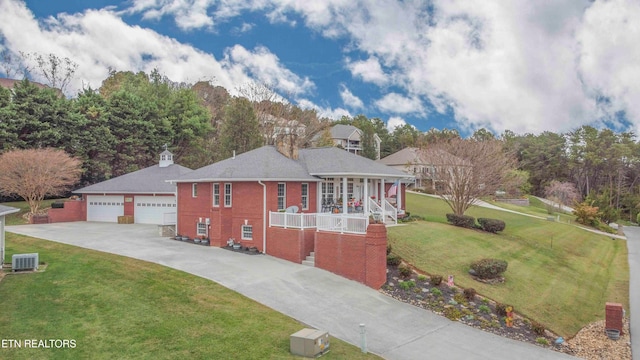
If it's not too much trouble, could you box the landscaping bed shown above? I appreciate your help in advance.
[382,262,573,355]
[381,263,632,359]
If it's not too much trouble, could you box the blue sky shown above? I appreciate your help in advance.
[1,0,640,136]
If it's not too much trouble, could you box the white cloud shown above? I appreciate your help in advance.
[225,45,314,96]
[577,0,640,132]
[0,0,314,99]
[375,93,424,115]
[339,84,364,110]
[345,57,389,86]
[386,116,406,131]
[296,98,350,120]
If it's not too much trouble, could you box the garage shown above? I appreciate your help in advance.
[134,196,176,225]
[87,195,124,222]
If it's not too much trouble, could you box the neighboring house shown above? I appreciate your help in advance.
[314,124,382,160]
[260,113,306,142]
[49,150,191,225]
[0,205,20,266]
[168,145,411,251]
[379,147,468,191]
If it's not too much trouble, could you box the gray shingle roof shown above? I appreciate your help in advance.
[172,146,320,182]
[0,205,19,216]
[75,164,192,194]
[331,124,359,139]
[172,146,412,183]
[378,147,423,166]
[298,147,411,179]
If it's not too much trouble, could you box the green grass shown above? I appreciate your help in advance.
[0,233,379,360]
[390,192,629,338]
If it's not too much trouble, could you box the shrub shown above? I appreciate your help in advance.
[386,244,393,255]
[530,320,546,335]
[430,288,442,297]
[429,274,443,286]
[478,305,491,314]
[387,254,401,266]
[398,264,413,278]
[417,274,428,282]
[51,201,65,209]
[443,307,463,321]
[536,337,549,346]
[446,213,476,228]
[470,258,508,279]
[477,218,506,233]
[463,288,477,301]
[399,280,416,291]
[453,293,467,305]
[495,303,513,317]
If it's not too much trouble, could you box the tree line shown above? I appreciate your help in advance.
[2,66,640,223]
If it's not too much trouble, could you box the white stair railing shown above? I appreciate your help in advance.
[384,199,398,224]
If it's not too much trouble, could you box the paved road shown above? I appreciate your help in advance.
[622,226,640,360]
[6,222,576,360]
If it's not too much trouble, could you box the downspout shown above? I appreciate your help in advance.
[259,180,267,254]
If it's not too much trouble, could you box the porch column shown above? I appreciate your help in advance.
[342,177,348,214]
[363,178,369,215]
[317,181,322,212]
[397,180,402,210]
[380,178,385,220]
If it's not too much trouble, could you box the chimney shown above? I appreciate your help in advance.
[276,135,299,160]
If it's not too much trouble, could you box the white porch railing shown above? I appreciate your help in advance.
[269,211,316,229]
[316,213,369,234]
[269,211,369,234]
[384,199,398,224]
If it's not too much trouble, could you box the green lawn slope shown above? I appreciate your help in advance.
[388,192,629,338]
[0,233,379,360]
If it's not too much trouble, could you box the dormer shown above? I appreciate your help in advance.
[159,149,174,168]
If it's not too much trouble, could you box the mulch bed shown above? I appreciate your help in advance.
[381,263,575,355]
[221,245,262,255]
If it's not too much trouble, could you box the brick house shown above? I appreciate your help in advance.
[169,145,412,288]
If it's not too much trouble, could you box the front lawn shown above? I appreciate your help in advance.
[0,233,379,360]
[389,192,629,338]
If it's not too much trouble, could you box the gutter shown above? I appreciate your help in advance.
[258,180,267,254]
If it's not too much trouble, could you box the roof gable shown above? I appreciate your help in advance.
[298,147,411,179]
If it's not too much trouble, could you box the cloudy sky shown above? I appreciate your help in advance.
[0,0,639,136]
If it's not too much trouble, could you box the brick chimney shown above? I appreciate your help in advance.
[276,135,299,160]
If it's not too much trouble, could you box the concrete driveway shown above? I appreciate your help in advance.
[7,222,577,360]
[622,226,640,360]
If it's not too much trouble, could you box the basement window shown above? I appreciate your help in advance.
[241,225,253,240]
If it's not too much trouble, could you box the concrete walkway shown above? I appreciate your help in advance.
[7,222,576,360]
[622,226,640,360]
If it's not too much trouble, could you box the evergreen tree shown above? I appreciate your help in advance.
[219,97,262,158]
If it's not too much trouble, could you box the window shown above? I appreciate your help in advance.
[197,222,207,236]
[192,183,198,197]
[213,183,220,206]
[277,183,286,210]
[224,183,232,207]
[241,225,253,240]
[301,183,308,210]
[321,179,334,204]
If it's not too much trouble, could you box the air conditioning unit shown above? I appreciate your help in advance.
[290,329,330,357]
[12,253,39,271]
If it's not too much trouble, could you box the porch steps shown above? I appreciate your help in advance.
[302,252,315,267]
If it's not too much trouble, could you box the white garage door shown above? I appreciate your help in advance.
[87,195,124,222]
[134,196,176,225]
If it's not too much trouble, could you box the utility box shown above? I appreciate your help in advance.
[117,215,134,224]
[290,329,330,358]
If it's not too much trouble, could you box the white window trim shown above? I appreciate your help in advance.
[192,183,198,197]
[301,183,309,210]
[241,225,253,240]
[224,183,232,207]
[196,222,207,236]
[277,183,286,210]
[213,183,220,207]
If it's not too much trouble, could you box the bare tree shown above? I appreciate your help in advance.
[422,138,516,216]
[20,52,78,93]
[0,148,82,214]
[544,180,580,212]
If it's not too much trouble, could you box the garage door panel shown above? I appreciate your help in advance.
[87,195,124,222]
[134,196,176,224]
